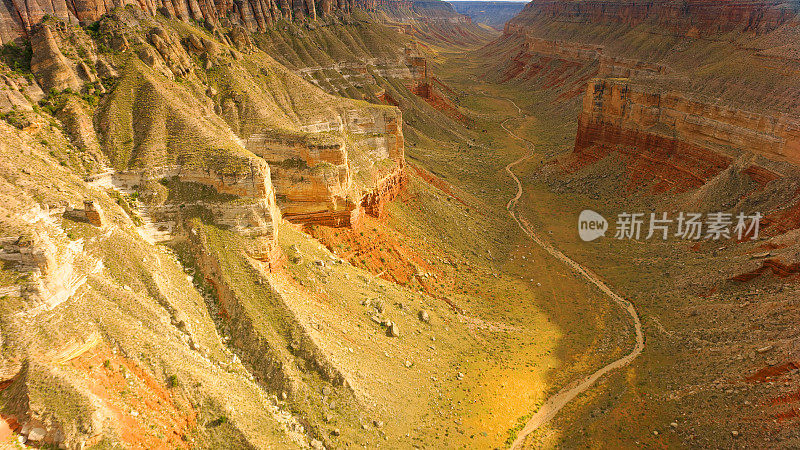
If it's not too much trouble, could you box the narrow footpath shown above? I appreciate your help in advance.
[499,100,645,449]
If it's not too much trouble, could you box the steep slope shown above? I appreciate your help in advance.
[0,5,413,447]
[486,0,800,112]
[254,4,494,158]
[0,0,399,44]
[0,88,300,449]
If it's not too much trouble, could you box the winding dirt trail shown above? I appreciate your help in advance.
[499,100,645,449]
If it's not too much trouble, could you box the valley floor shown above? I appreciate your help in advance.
[421,41,800,449]
[364,45,645,447]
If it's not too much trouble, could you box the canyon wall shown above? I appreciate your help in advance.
[0,0,420,44]
[491,0,800,112]
[506,0,800,37]
[411,0,472,23]
[577,79,800,167]
[570,78,800,192]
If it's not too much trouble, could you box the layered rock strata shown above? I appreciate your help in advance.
[506,0,800,37]
[0,0,423,44]
[576,79,800,171]
[244,109,405,227]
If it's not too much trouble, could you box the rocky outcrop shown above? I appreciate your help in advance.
[576,79,800,169]
[245,108,405,228]
[101,162,281,244]
[145,26,193,79]
[29,24,80,93]
[246,130,355,227]
[0,0,417,44]
[0,209,100,314]
[64,200,105,226]
[409,78,470,123]
[360,162,406,217]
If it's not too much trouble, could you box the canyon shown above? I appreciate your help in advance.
[2,0,800,448]
[450,1,524,29]
[464,0,800,447]
[0,1,512,448]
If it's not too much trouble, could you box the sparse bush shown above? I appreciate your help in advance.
[84,20,101,37]
[0,41,32,73]
[0,110,30,129]
[209,415,229,427]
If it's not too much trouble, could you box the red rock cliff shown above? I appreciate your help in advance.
[0,0,417,44]
[506,0,800,37]
[577,79,800,166]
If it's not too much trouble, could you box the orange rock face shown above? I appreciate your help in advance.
[360,162,407,219]
[409,77,471,124]
[577,79,800,168]
[246,110,406,229]
[0,0,414,44]
[553,77,800,203]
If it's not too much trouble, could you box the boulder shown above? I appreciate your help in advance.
[418,309,430,323]
[27,427,46,442]
[95,59,118,79]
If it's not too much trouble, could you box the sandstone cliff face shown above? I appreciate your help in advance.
[576,79,800,171]
[490,0,800,112]
[0,0,422,44]
[243,108,405,227]
[246,131,356,225]
[567,79,800,193]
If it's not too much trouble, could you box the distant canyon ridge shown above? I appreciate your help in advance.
[449,1,524,29]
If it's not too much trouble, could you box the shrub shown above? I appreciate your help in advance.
[0,111,30,129]
[0,41,32,73]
